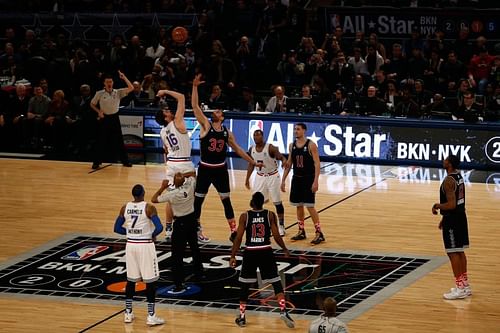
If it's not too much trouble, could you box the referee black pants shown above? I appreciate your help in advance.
[171,212,203,287]
[93,113,129,164]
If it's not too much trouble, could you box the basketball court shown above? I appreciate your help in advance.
[0,158,499,332]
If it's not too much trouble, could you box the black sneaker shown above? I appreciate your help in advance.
[229,231,237,243]
[168,284,186,294]
[122,162,133,167]
[235,316,246,327]
[310,232,325,245]
[291,229,306,241]
[280,311,295,328]
[91,162,100,170]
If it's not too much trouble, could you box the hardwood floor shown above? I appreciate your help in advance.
[0,159,499,332]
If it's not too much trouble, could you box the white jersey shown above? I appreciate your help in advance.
[309,315,349,333]
[160,121,192,162]
[250,143,278,175]
[124,201,153,241]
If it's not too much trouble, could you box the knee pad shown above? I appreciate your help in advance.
[221,197,234,220]
[239,283,250,302]
[272,281,283,295]
[275,203,284,215]
[194,195,205,219]
[146,282,157,303]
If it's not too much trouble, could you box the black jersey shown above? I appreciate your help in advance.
[245,209,272,248]
[440,172,465,216]
[291,139,315,177]
[200,124,229,165]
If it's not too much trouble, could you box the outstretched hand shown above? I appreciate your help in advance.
[193,73,205,87]
[118,70,126,80]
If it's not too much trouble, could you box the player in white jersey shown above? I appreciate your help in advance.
[309,297,349,333]
[114,184,165,326]
[155,88,195,243]
[245,129,289,236]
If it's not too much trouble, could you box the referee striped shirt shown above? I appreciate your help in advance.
[91,88,128,115]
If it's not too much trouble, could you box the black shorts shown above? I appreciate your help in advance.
[195,163,230,196]
[442,213,470,253]
[239,247,280,285]
[290,175,315,207]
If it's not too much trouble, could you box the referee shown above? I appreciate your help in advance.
[152,171,204,293]
[90,70,134,169]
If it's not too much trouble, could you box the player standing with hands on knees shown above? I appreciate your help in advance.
[191,74,261,243]
[229,192,295,328]
[155,88,195,243]
[114,184,165,326]
[432,154,471,300]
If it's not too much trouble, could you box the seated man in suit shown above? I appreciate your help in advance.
[453,90,483,123]
[357,86,387,116]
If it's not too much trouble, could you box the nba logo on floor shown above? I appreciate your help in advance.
[61,245,109,260]
[248,120,264,148]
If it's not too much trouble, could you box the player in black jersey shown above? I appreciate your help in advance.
[432,154,471,300]
[192,74,260,243]
[281,123,325,244]
[229,192,294,328]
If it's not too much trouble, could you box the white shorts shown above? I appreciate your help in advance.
[125,242,159,283]
[165,161,195,184]
[253,172,281,204]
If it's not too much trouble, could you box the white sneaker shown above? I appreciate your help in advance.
[146,314,165,326]
[278,224,286,237]
[197,227,210,243]
[464,286,472,296]
[124,311,134,323]
[443,287,468,300]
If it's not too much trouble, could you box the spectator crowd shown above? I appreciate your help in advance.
[1,0,500,158]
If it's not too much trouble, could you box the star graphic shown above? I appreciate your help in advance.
[62,14,92,40]
[23,14,53,36]
[307,131,321,145]
[368,20,376,29]
[151,14,162,31]
[102,14,132,40]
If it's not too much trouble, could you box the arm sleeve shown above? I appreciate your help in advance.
[151,215,164,237]
[113,216,127,235]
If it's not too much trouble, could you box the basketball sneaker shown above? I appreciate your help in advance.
[124,311,134,323]
[464,286,472,296]
[235,316,246,327]
[291,229,306,241]
[165,224,173,244]
[278,224,286,237]
[146,314,165,326]
[443,287,468,300]
[168,284,186,294]
[280,311,295,328]
[197,226,210,243]
[310,232,325,245]
[229,231,238,243]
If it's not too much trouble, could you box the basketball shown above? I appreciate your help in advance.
[172,26,189,43]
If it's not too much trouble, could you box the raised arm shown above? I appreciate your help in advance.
[310,141,320,193]
[228,130,257,166]
[157,89,186,132]
[151,180,170,203]
[280,143,293,192]
[191,74,210,132]
[119,70,134,94]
